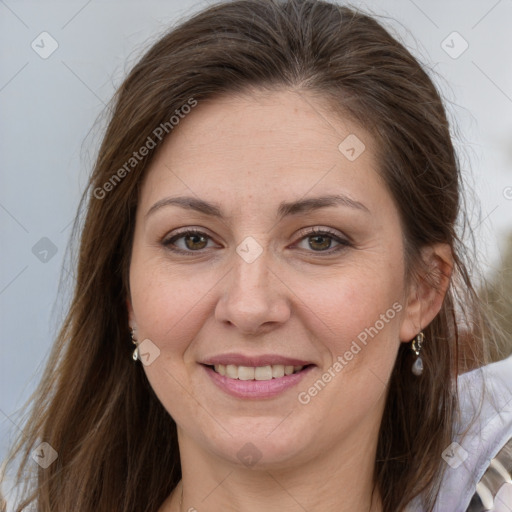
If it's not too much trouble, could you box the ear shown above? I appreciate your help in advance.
[399,243,453,342]
[126,297,136,329]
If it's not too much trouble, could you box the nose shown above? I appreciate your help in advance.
[214,247,291,335]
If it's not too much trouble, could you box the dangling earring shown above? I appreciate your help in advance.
[411,331,424,376]
[130,327,139,361]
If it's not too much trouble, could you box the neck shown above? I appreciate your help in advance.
[161,426,383,512]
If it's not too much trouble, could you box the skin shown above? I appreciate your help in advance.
[127,88,452,512]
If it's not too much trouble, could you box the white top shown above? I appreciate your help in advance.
[407,355,512,511]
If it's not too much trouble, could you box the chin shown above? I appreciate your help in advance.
[195,418,317,470]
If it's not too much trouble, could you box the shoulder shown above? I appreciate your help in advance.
[407,355,512,511]
[443,355,512,511]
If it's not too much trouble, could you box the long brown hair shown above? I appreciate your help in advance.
[3,1,501,510]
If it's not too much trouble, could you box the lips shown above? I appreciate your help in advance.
[203,364,314,399]
[200,353,316,399]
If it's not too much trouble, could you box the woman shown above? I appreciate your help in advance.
[3,1,511,511]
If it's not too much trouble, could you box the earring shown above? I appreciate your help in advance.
[130,327,139,361]
[411,331,424,376]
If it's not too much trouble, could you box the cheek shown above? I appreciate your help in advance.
[295,259,405,375]
[129,254,211,349]
[128,257,212,417]
[292,271,404,432]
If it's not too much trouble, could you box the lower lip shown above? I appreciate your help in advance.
[203,364,314,399]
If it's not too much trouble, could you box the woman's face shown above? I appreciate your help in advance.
[128,88,420,469]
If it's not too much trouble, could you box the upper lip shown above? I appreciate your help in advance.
[201,353,314,367]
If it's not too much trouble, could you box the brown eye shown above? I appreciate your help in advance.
[308,234,333,251]
[295,228,351,254]
[183,233,208,250]
[163,230,213,253]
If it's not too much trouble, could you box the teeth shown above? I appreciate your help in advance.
[272,364,285,378]
[226,364,238,379]
[213,364,305,380]
[238,366,255,380]
[255,366,273,380]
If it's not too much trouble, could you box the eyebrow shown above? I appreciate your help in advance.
[145,193,370,221]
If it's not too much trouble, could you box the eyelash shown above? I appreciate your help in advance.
[162,227,351,256]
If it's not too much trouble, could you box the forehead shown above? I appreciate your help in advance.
[139,88,385,212]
